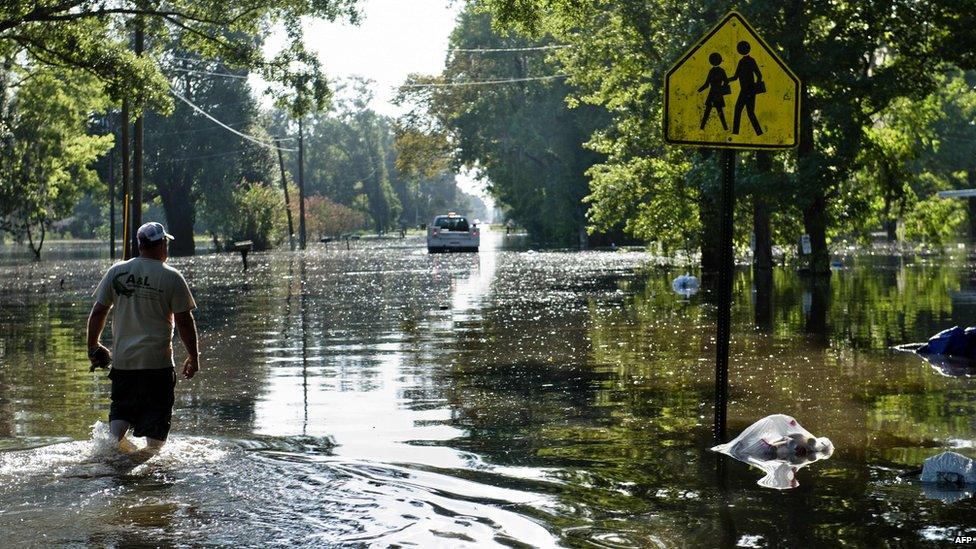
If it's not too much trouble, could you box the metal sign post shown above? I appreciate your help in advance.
[663,11,800,443]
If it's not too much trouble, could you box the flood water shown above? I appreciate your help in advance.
[1,230,974,547]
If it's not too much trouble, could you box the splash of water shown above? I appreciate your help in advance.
[0,422,229,481]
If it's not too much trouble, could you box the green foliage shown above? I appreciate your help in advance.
[476,0,976,265]
[398,7,607,244]
[901,178,967,246]
[145,48,276,254]
[0,64,112,258]
[225,183,284,250]
[848,69,976,245]
[0,1,362,110]
[272,79,404,233]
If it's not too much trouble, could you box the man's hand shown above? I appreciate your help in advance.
[86,302,111,372]
[182,355,199,379]
[88,343,112,372]
[174,310,199,380]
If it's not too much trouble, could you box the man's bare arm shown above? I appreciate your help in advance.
[86,302,112,368]
[174,310,199,379]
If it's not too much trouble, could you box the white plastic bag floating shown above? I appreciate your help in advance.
[711,414,834,489]
[921,451,976,485]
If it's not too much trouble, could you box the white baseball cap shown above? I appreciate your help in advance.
[136,221,175,242]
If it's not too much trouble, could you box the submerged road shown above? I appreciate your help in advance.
[0,230,974,546]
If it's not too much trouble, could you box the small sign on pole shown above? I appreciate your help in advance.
[801,234,812,255]
[663,11,800,443]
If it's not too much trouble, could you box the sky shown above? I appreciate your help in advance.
[303,0,461,118]
[260,0,493,211]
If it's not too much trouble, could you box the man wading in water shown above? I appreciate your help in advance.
[86,222,199,454]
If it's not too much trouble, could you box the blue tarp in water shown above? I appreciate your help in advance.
[917,326,976,358]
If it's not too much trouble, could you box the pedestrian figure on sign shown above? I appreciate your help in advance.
[729,41,765,136]
[697,52,731,130]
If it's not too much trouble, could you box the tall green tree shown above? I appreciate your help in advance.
[0,1,362,256]
[0,1,360,106]
[144,52,275,255]
[0,64,112,259]
[480,0,976,271]
[398,6,607,244]
[276,79,401,233]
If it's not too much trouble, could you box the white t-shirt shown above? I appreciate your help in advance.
[93,257,197,370]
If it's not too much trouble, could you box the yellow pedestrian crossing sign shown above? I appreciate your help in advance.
[664,11,800,149]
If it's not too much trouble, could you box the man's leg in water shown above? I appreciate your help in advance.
[110,419,131,440]
[110,419,165,454]
[109,419,141,453]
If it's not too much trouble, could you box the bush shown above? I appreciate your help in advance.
[902,191,966,247]
[227,184,285,250]
[304,195,366,238]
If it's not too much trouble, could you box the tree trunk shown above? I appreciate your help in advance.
[121,99,131,259]
[753,263,773,332]
[882,196,897,241]
[131,15,144,257]
[797,80,830,276]
[804,277,830,344]
[699,152,722,278]
[25,222,44,261]
[699,190,722,276]
[109,142,116,259]
[276,139,296,250]
[159,185,195,256]
[802,192,830,275]
[885,218,898,242]
[753,153,774,272]
[753,195,772,270]
[783,4,830,276]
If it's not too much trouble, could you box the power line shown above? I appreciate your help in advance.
[151,148,250,164]
[449,45,571,53]
[166,55,218,64]
[145,120,248,137]
[399,74,569,88]
[167,66,250,80]
[168,86,296,152]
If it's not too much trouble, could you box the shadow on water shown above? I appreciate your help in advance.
[1,233,975,545]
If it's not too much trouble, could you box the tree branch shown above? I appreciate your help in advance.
[1,5,253,32]
[0,0,87,34]
[162,15,248,59]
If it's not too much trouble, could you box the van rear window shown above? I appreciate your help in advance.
[435,217,470,231]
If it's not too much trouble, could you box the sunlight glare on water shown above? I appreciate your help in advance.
[1,231,975,546]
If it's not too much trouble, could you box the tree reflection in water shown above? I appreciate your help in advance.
[0,240,974,545]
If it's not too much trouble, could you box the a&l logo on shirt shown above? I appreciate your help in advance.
[112,272,153,297]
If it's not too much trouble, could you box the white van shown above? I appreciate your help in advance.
[427,213,479,253]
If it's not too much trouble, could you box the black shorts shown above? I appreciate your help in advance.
[108,367,176,441]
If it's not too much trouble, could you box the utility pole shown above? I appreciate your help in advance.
[121,99,132,260]
[131,12,145,255]
[297,117,307,250]
[276,138,296,250]
[108,115,116,260]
